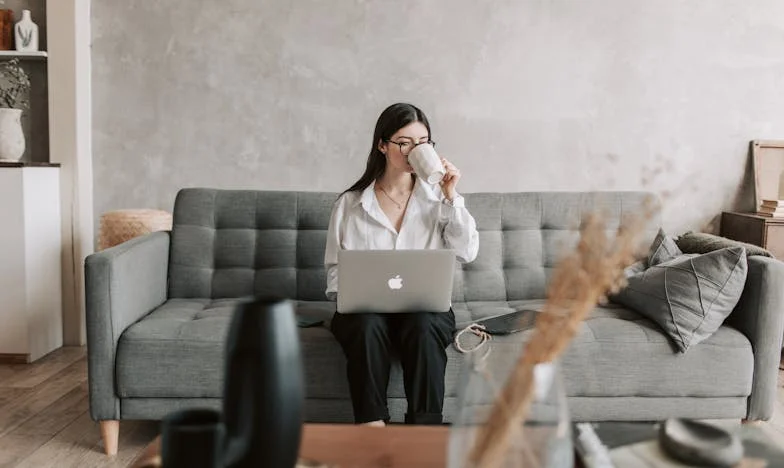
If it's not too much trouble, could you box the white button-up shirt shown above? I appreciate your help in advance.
[324,178,480,301]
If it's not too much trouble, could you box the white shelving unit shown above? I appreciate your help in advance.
[0,163,63,363]
[0,3,58,361]
[0,50,47,59]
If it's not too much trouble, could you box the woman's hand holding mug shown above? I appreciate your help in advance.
[439,157,461,202]
[408,143,461,201]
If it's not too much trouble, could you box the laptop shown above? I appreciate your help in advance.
[337,249,456,314]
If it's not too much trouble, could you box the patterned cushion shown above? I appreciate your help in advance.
[612,247,748,352]
[623,228,680,278]
[648,228,683,266]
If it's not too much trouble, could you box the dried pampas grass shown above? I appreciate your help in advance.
[467,204,654,468]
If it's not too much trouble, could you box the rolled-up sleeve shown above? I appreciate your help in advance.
[441,195,479,263]
[324,195,347,301]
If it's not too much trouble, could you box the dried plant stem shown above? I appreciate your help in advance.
[467,212,648,468]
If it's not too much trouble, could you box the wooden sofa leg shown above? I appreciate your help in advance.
[100,420,119,455]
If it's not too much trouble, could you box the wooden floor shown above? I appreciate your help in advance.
[0,347,782,467]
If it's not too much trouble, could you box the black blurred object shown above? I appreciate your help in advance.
[658,419,743,467]
[574,420,783,467]
[161,408,223,468]
[159,297,305,468]
[222,296,304,468]
[296,316,324,328]
[474,309,537,335]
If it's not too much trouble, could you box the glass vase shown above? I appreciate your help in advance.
[448,347,573,468]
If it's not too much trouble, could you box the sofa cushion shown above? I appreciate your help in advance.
[116,298,339,399]
[455,302,751,400]
[647,228,683,266]
[612,247,748,353]
[676,231,774,258]
[621,228,679,278]
[167,189,661,303]
[116,299,752,402]
[562,304,751,398]
[167,190,336,301]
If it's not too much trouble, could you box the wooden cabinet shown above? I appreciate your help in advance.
[0,163,62,363]
[721,212,784,258]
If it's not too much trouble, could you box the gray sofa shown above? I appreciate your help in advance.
[86,188,784,452]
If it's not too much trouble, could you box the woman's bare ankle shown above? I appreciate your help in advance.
[362,420,385,427]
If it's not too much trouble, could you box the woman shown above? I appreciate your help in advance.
[324,103,479,426]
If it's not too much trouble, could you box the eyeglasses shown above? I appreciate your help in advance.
[384,139,436,156]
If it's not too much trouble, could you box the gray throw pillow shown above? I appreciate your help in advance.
[623,261,647,278]
[611,247,748,353]
[648,228,683,266]
[623,229,682,278]
[676,231,774,258]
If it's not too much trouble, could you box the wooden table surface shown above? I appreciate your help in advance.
[301,423,449,467]
[131,423,450,468]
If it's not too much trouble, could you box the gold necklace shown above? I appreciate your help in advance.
[377,185,411,210]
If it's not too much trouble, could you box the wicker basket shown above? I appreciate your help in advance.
[98,209,173,251]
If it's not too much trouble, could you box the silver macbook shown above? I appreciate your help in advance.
[337,249,456,314]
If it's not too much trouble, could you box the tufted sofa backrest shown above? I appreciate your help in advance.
[167,189,660,302]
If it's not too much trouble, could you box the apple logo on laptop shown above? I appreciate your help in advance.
[387,275,403,290]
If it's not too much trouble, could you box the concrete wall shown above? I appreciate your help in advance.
[92,1,784,234]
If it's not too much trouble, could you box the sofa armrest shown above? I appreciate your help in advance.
[725,255,784,421]
[85,231,170,421]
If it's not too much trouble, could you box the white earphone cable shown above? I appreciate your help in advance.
[453,323,492,360]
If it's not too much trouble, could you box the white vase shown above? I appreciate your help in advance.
[14,9,38,52]
[0,108,25,161]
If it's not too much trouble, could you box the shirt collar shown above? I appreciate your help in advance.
[357,179,397,233]
[357,180,377,211]
[356,176,442,212]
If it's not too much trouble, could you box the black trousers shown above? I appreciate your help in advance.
[331,309,456,425]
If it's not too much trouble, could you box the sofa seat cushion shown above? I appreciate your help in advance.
[561,304,752,397]
[116,299,753,402]
[451,301,752,400]
[116,298,337,398]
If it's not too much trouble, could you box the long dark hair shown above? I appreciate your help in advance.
[342,103,431,195]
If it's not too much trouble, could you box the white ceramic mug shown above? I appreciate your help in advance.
[408,144,445,185]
